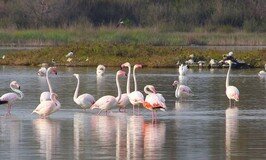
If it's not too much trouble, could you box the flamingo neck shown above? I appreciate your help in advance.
[46,67,53,93]
[226,63,231,88]
[133,67,138,91]
[144,86,153,95]
[73,76,80,103]
[11,87,24,100]
[116,73,122,102]
[51,94,60,107]
[126,65,131,94]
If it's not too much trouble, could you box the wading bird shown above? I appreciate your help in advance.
[73,74,95,111]
[172,80,193,101]
[225,60,239,107]
[90,70,126,115]
[0,81,24,116]
[39,67,57,102]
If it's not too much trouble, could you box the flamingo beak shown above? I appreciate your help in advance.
[18,86,21,90]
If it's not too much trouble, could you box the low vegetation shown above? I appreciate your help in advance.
[1,43,265,68]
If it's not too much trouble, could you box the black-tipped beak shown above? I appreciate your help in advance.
[19,86,21,90]
[125,73,127,77]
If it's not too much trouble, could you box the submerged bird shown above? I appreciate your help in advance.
[73,74,95,111]
[90,70,126,115]
[39,67,57,102]
[96,65,106,77]
[143,85,166,122]
[0,81,24,116]
[32,93,61,118]
[225,60,239,107]
[172,80,193,101]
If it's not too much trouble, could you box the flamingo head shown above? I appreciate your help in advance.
[121,62,130,68]
[117,70,127,77]
[233,93,239,102]
[172,80,179,87]
[148,85,157,94]
[134,64,142,69]
[50,93,59,100]
[73,73,79,78]
[50,67,57,75]
[10,81,20,90]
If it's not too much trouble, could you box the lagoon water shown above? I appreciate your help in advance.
[0,65,265,159]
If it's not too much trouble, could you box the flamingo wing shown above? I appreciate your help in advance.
[91,95,116,110]
[40,91,51,102]
[129,91,144,104]
[77,94,95,107]
[0,93,18,103]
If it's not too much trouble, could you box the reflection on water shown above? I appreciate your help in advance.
[0,66,266,159]
[143,122,166,160]
[225,107,239,160]
[33,118,61,160]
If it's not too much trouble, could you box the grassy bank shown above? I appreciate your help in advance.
[0,28,265,46]
[0,42,265,68]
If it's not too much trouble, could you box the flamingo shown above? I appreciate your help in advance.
[258,64,266,78]
[226,60,239,107]
[118,64,142,113]
[178,64,188,76]
[39,67,57,102]
[37,67,47,76]
[73,74,95,111]
[96,65,106,77]
[121,62,144,115]
[0,81,24,116]
[32,93,61,118]
[90,70,126,115]
[172,80,193,101]
[143,85,166,122]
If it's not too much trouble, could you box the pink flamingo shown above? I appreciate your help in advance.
[90,70,126,115]
[143,85,166,122]
[225,60,239,107]
[121,62,144,115]
[32,93,61,118]
[37,67,47,76]
[172,80,193,101]
[0,81,24,116]
[40,67,57,102]
[73,74,95,111]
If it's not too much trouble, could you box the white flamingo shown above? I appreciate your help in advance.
[96,65,106,77]
[73,74,95,111]
[172,80,193,101]
[143,85,166,122]
[90,70,126,115]
[178,64,188,76]
[32,93,61,118]
[121,62,144,115]
[0,81,24,116]
[39,67,57,102]
[226,60,239,107]
[258,64,266,78]
[37,67,47,76]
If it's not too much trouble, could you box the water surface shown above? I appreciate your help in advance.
[0,66,266,159]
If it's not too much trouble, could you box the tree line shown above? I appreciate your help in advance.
[0,0,265,32]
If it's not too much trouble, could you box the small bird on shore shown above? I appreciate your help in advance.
[66,51,74,57]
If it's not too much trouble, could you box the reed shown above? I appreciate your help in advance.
[0,28,265,46]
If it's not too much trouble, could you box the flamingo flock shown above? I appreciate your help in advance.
[1,51,265,122]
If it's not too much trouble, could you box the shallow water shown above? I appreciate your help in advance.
[0,65,266,159]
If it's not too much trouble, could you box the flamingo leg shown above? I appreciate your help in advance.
[229,99,231,107]
[132,105,135,115]
[97,109,103,115]
[5,105,12,116]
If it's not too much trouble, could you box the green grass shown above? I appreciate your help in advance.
[0,27,265,46]
[0,42,265,68]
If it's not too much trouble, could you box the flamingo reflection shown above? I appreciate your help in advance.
[0,117,21,160]
[143,122,166,160]
[73,112,91,159]
[115,115,127,160]
[127,116,144,159]
[33,118,61,160]
[225,107,239,160]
